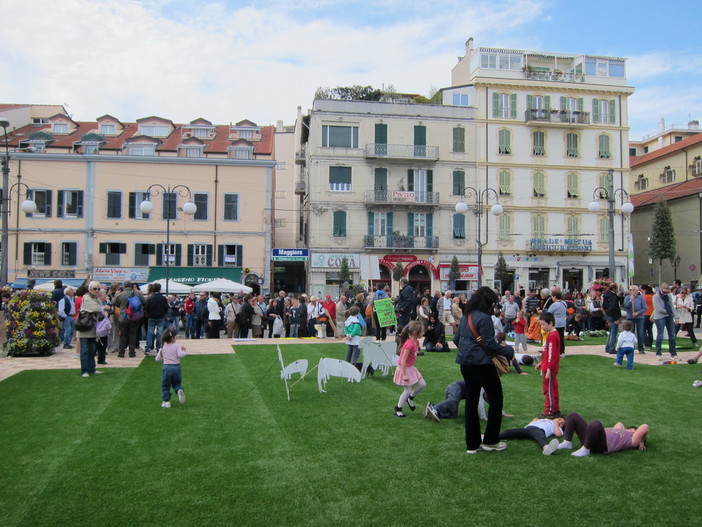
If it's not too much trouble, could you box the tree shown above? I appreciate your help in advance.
[494,253,509,293]
[448,256,460,290]
[392,262,404,283]
[339,257,351,284]
[648,198,676,286]
[314,85,382,101]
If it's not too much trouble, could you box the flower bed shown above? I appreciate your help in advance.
[3,290,61,356]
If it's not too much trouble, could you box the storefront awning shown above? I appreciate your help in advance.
[147,267,242,286]
[11,278,88,289]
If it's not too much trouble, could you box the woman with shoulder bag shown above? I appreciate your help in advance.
[453,287,514,454]
[76,281,104,377]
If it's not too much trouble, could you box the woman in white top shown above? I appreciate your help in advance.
[206,292,221,339]
[675,288,698,346]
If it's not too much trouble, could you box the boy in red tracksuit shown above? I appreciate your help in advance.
[538,311,561,418]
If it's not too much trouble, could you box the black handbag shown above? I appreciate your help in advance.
[75,310,96,332]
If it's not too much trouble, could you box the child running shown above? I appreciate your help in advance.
[343,306,363,364]
[393,320,426,417]
[155,327,186,408]
[538,311,561,418]
[614,319,637,370]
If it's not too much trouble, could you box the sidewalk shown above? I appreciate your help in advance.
[0,336,697,383]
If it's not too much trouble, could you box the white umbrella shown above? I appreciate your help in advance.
[141,279,192,295]
[33,282,58,291]
[191,278,252,294]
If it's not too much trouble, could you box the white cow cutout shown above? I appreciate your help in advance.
[359,338,398,378]
[317,358,361,393]
[278,345,308,401]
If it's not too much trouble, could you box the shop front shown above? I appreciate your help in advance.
[147,267,243,287]
[272,248,308,294]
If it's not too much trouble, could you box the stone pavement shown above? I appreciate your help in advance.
[0,336,698,383]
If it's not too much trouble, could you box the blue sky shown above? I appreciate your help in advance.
[1,0,699,137]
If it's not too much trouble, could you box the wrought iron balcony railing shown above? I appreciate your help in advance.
[363,234,439,249]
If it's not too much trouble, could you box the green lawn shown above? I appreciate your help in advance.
[1,344,700,526]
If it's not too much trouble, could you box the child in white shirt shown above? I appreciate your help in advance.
[614,319,637,370]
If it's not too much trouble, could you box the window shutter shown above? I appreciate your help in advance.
[609,100,616,123]
[544,95,550,110]
[560,96,566,111]
[77,191,84,218]
[453,170,465,195]
[57,190,64,218]
[367,212,374,236]
[427,213,433,237]
[427,170,433,192]
[175,244,182,266]
[99,242,107,254]
[68,243,77,265]
[413,125,426,146]
[592,99,600,123]
[187,244,194,266]
[374,123,387,144]
[407,212,414,236]
[407,169,414,191]
[510,94,517,118]
[218,245,224,267]
[236,245,243,267]
[453,127,465,152]
[453,214,465,238]
[128,192,135,219]
[23,243,31,265]
[492,92,500,118]
[44,243,51,266]
[374,168,387,190]
[119,243,127,254]
[156,244,163,265]
[527,94,533,110]
[386,212,393,236]
[206,245,213,266]
[577,98,584,112]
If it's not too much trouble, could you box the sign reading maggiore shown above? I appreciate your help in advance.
[272,248,309,261]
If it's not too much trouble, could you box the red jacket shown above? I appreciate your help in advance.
[185,297,196,314]
[541,330,561,372]
[322,300,336,319]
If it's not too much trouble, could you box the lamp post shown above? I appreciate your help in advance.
[454,187,504,287]
[139,184,196,296]
[588,168,634,284]
[1,121,37,286]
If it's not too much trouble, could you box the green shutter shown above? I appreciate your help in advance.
[374,123,387,144]
[413,125,426,146]
[407,169,414,191]
[374,168,387,190]
[407,212,414,236]
[577,98,584,112]
[453,170,465,195]
[492,92,500,118]
[510,94,517,118]
[333,211,346,237]
[592,99,600,123]
[387,212,393,236]
[427,213,433,237]
[427,170,433,192]
[544,95,550,111]
[368,212,374,236]
[609,100,616,123]
[453,127,465,152]
[527,94,533,110]
[560,96,566,110]
[187,244,194,266]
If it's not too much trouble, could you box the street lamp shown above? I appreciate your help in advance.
[588,168,634,284]
[139,184,196,296]
[454,186,504,287]
[1,120,37,286]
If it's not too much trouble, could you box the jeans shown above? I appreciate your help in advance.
[605,316,619,353]
[616,346,634,369]
[161,364,183,402]
[185,313,197,338]
[499,425,550,449]
[345,344,360,364]
[80,337,97,375]
[146,317,166,353]
[434,380,465,419]
[654,316,676,356]
[289,323,299,338]
[62,317,74,346]
[629,317,646,352]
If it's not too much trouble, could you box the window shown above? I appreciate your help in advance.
[452,214,465,239]
[414,125,426,157]
[27,189,52,217]
[61,242,77,266]
[275,190,287,199]
[188,243,211,266]
[106,191,122,219]
[566,173,580,198]
[329,166,352,191]
[566,215,581,237]
[634,174,649,191]
[99,242,126,266]
[322,125,358,148]
[411,213,428,237]
[333,211,347,237]
[598,134,611,159]
[83,143,100,155]
[566,132,579,157]
[593,99,616,124]
[162,192,177,220]
[493,93,516,119]
[453,127,465,153]
[533,172,546,198]
[134,243,155,266]
[232,147,253,159]
[694,158,702,177]
[128,143,156,156]
[219,244,243,266]
[53,123,68,134]
[452,170,465,196]
[23,242,51,266]
[660,167,676,184]
[453,94,468,106]
[598,216,609,243]
[28,140,47,153]
[527,94,550,120]
[140,125,169,137]
[498,170,511,196]
[182,146,203,158]
[223,194,239,220]
[160,243,176,265]
[482,53,521,70]
[585,58,625,77]
[274,218,286,227]
[498,214,512,241]
[129,192,150,219]
[58,190,83,218]
[100,124,116,135]
[193,193,208,220]
[597,173,609,198]
[192,127,211,138]
[239,129,254,139]
[532,131,545,156]
[532,214,546,238]
[373,212,388,236]
[498,129,511,154]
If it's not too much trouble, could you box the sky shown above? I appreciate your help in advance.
[1,0,700,138]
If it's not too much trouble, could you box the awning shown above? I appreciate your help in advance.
[147,266,242,286]
[11,277,88,289]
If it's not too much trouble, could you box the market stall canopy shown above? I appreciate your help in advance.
[140,279,193,295]
[191,279,252,294]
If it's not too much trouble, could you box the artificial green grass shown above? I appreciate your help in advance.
[1,344,701,526]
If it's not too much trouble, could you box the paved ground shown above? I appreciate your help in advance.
[0,335,698,382]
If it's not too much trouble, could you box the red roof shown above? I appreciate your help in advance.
[631,179,702,207]
[631,133,702,168]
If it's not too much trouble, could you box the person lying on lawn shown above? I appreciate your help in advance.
[558,412,650,457]
[499,417,566,456]
[423,381,512,422]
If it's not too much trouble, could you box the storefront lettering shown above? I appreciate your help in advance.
[529,238,592,253]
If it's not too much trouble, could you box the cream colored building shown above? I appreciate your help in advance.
[629,118,700,157]
[0,111,276,292]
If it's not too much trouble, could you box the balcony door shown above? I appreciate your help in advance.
[408,169,432,203]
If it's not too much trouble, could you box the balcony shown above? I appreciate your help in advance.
[525,109,590,127]
[364,143,439,161]
[363,234,439,250]
[294,180,306,195]
[364,189,440,207]
[523,69,585,84]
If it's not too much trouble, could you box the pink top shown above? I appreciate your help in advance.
[605,428,634,453]
[155,342,186,365]
[399,338,419,367]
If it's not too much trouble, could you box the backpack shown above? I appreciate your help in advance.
[365,303,373,317]
[126,293,144,321]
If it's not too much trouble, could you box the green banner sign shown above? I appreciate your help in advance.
[374,298,398,328]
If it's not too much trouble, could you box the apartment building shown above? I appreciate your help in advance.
[0,110,276,292]
[629,117,700,157]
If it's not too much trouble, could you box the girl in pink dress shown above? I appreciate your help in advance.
[393,320,426,417]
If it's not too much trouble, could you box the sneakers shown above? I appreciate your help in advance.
[424,402,440,423]
[81,373,90,378]
[613,362,622,367]
[693,380,702,388]
[93,370,104,375]
[543,438,559,456]
[177,389,186,404]
[480,441,507,452]
[466,448,480,454]
[161,401,171,408]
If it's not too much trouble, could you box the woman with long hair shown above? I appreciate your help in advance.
[454,286,514,453]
